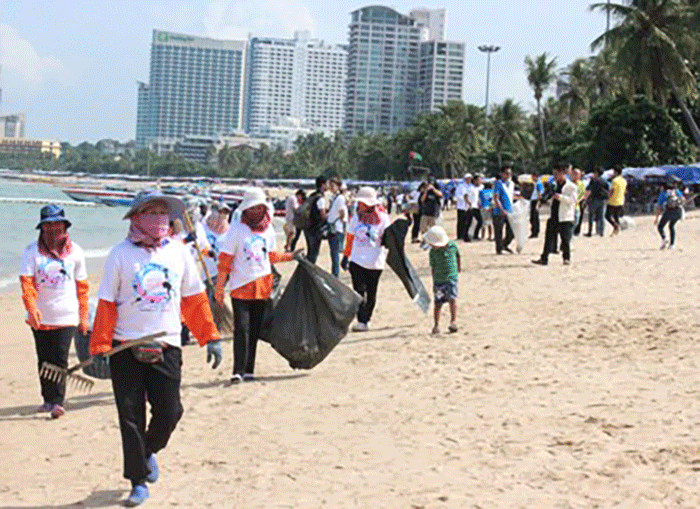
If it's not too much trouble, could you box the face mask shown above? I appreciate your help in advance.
[138,213,170,239]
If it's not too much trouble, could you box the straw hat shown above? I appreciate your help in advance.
[355,186,379,207]
[124,191,185,220]
[423,226,449,247]
[238,188,269,212]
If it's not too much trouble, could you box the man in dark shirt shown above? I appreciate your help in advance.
[584,166,610,237]
[419,178,443,234]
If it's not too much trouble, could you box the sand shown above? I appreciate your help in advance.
[2,210,700,508]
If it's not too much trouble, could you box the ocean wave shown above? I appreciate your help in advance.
[83,247,111,259]
[0,277,16,290]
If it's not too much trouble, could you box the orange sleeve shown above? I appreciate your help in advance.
[20,275,38,314]
[269,251,293,264]
[181,292,221,346]
[216,252,233,297]
[90,299,117,355]
[76,280,90,326]
[343,233,355,257]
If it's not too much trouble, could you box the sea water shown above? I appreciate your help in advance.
[0,181,127,289]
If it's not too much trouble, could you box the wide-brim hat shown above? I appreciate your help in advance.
[238,188,270,213]
[355,186,379,207]
[423,225,449,247]
[124,191,186,220]
[36,204,72,229]
[463,173,473,180]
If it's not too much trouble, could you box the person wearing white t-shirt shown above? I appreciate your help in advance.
[215,188,297,384]
[20,205,89,419]
[283,189,305,252]
[455,173,471,241]
[408,184,423,242]
[326,177,348,277]
[202,202,231,282]
[464,174,484,242]
[90,192,221,507]
[341,187,391,332]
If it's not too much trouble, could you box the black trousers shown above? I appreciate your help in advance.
[33,327,75,405]
[304,229,323,264]
[606,205,624,229]
[658,207,682,245]
[465,209,483,240]
[231,298,267,375]
[493,214,514,253]
[456,209,468,241]
[290,228,302,251]
[542,220,574,262]
[411,213,421,241]
[529,201,540,237]
[349,262,382,324]
[110,346,183,483]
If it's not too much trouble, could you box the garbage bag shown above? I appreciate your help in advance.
[260,257,362,369]
[507,199,529,253]
[73,299,110,380]
[382,218,430,313]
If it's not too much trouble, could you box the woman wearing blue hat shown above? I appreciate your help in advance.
[20,204,89,419]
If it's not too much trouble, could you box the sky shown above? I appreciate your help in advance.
[0,0,608,143]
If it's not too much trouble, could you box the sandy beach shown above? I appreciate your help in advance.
[2,209,700,508]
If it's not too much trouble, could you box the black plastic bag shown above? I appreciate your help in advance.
[260,257,362,369]
[74,330,111,380]
[383,218,430,313]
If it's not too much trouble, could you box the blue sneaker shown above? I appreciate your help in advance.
[145,454,158,483]
[125,483,149,507]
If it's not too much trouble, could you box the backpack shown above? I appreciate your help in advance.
[293,193,321,229]
[666,191,683,209]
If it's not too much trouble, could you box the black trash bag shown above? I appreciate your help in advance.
[260,257,362,369]
[74,330,111,380]
[259,266,283,345]
[383,218,430,313]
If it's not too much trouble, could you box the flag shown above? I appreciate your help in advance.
[409,151,423,161]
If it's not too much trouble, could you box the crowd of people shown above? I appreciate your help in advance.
[17,161,692,506]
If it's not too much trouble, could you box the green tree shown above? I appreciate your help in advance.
[525,52,558,153]
[489,99,534,169]
[590,0,700,145]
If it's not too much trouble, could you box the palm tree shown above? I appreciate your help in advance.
[557,58,594,133]
[525,52,558,153]
[490,99,534,169]
[590,0,700,146]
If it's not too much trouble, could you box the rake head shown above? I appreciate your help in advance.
[40,362,95,393]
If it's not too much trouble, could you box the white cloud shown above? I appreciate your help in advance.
[201,0,316,40]
[0,24,68,86]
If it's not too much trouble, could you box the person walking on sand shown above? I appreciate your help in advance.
[303,176,329,264]
[464,174,483,242]
[606,165,627,236]
[90,191,222,507]
[419,177,443,235]
[424,226,461,335]
[409,182,425,243]
[584,166,609,237]
[493,166,515,254]
[532,164,578,266]
[215,188,297,384]
[529,174,544,238]
[455,173,471,241]
[654,182,684,250]
[479,182,494,241]
[327,177,348,277]
[284,189,305,252]
[20,205,89,419]
[341,187,392,332]
[572,169,586,236]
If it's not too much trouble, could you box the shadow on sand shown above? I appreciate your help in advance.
[0,489,126,509]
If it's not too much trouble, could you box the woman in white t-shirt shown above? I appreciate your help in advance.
[341,187,391,332]
[90,191,222,507]
[202,202,231,281]
[20,205,89,419]
[326,177,348,277]
[215,188,296,384]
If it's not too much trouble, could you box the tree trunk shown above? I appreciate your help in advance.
[670,79,700,147]
[537,99,547,153]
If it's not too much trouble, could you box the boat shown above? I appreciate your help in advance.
[62,187,136,206]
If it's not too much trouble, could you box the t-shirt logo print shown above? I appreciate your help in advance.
[356,224,378,245]
[37,259,69,288]
[132,263,174,310]
[243,235,268,265]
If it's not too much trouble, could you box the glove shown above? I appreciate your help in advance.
[28,308,42,329]
[208,249,216,259]
[341,255,349,272]
[293,249,306,262]
[206,340,222,369]
[184,231,197,244]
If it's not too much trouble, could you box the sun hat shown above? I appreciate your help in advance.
[123,190,186,220]
[463,173,473,180]
[423,225,450,247]
[238,188,270,213]
[355,186,379,207]
[518,174,534,184]
[211,201,232,212]
[36,204,72,229]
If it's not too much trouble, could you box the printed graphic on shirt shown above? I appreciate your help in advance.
[354,223,380,246]
[207,233,221,257]
[36,259,71,288]
[132,263,175,310]
[242,234,269,265]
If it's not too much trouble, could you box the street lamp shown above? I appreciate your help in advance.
[478,45,500,148]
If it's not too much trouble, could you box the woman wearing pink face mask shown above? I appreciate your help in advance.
[20,204,89,419]
[90,191,222,507]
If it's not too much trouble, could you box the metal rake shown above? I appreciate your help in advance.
[40,331,167,393]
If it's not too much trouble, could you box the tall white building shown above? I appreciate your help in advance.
[418,41,464,113]
[410,8,446,41]
[244,32,347,141]
[136,30,247,151]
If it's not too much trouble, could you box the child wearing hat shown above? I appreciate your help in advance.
[424,226,461,335]
[20,204,89,419]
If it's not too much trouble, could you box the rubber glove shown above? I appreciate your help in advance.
[206,339,222,369]
[341,256,349,272]
[28,308,42,330]
[293,250,306,262]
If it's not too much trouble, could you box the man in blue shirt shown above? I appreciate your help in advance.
[492,166,515,254]
[530,175,544,238]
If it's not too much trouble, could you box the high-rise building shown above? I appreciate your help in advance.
[344,6,424,137]
[136,30,247,151]
[410,8,446,41]
[418,41,464,113]
[244,31,347,140]
[1,113,26,138]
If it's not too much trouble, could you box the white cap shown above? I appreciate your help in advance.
[355,186,379,207]
[238,187,269,212]
[423,225,450,247]
[464,173,473,180]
